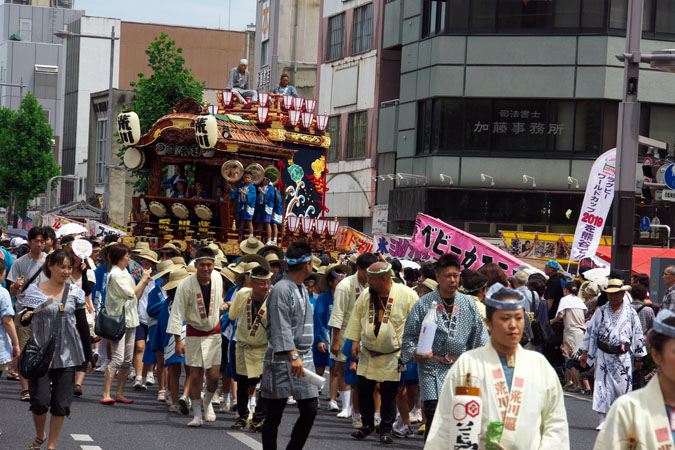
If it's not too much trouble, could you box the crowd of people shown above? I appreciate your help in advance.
[0,225,672,449]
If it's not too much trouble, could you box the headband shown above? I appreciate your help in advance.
[367,263,392,275]
[462,282,487,295]
[194,256,216,262]
[329,269,347,280]
[285,254,313,266]
[250,273,273,280]
[654,310,675,339]
[483,283,527,311]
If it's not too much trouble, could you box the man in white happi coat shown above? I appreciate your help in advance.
[167,247,224,427]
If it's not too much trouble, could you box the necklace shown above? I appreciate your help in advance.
[441,296,454,308]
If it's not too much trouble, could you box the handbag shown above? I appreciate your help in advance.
[18,283,69,379]
[95,303,126,341]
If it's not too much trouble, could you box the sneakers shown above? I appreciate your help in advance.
[220,398,231,413]
[165,392,173,405]
[392,425,413,438]
[231,417,248,430]
[352,414,363,429]
[73,384,83,397]
[133,379,146,390]
[374,414,382,428]
[157,390,166,402]
[212,393,221,406]
[188,416,203,427]
[328,400,340,411]
[127,369,136,381]
[204,401,216,422]
[287,396,297,405]
[145,373,155,386]
[417,424,425,435]
[249,420,264,433]
[409,409,423,424]
[380,432,394,444]
[169,403,181,413]
[351,426,375,440]
[178,395,191,415]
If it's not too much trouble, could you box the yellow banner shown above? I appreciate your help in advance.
[500,231,612,265]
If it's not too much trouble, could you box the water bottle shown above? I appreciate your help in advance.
[416,301,438,355]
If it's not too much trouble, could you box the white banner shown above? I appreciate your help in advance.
[86,219,126,238]
[570,148,616,261]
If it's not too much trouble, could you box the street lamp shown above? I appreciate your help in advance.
[568,176,580,189]
[522,175,536,188]
[480,174,495,187]
[55,27,118,218]
[45,175,79,211]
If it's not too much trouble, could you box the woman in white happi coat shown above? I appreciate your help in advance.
[580,278,646,430]
[426,283,569,450]
[594,310,675,449]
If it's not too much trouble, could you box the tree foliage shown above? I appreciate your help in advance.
[0,92,60,216]
[120,33,205,193]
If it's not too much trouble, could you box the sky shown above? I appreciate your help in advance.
[74,0,256,31]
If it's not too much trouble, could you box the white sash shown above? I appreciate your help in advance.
[487,345,526,448]
[646,375,675,450]
[194,279,215,320]
[246,295,267,338]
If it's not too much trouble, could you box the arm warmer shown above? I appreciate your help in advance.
[75,308,93,364]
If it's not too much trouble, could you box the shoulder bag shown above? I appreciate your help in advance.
[18,283,69,379]
[94,280,127,341]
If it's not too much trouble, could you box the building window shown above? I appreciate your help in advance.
[326,13,345,61]
[417,98,607,157]
[347,111,368,159]
[327,116,341,161]
[95,118,107,185]
[352,3,373,54]
[19,18,31,42]
[261,40,270,67]
[422,0,446,37]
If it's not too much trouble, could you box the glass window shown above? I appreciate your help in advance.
[574,101,603,153]
[608,0,627,29]
[554,0,580,28]
[347,111,368,159]
[261,40,270,67]
[418,100,433,155]
[497,0,554,30]
[547,101,574,151]
[581,0,606,29]
[471,0,497,30]
[448,0,469,31]
[96,118,107,185]
[656,0,675,35]
[326,13,345,61]
[19,18,31,42]
[327,116,341,161]
[422,0,447,37]
[492,100,548,152]
[464,99,491,149]
[352,3,373,54]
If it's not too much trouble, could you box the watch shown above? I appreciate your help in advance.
[291,353,300,361]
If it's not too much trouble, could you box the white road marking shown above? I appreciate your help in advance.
[227,431,263,450]
[564,392,592,402]
[80,446,103,450]
[71,434,94,441]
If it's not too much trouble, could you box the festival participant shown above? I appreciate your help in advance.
[550,280,587,355]
[260,240,318,450]
[400,253,488,439]
[229,265,272,432]
[254,177,275,244]
[271,185,283,246]
[226,58,258,103]
[271,73,299,97]
[594,310,675,449]
[132,249,159,390]
[146,260,175,403]
[192,181,210,199]
[460,269,488,320]
[231,172,257,241]
[345,261,419,444]
[172,176,189,199]
[328,253,378,423]
[21,250,93,450]
[580,278,647,430]
[7,227,47,401]
[425,283,570,450]
[161,165,185,197]
[167,246,224,427]
[0,259,20,381]
[100,244,153,405]
[313,264,351,411]
[258,245,285,282]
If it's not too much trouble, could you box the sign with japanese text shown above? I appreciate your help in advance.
[411,213,523,273]
[85,220,126,239]
[372,205,388,235]
[42,214,76,231]
[335,226,373,253]
[472,107,566,137]
[373,234,433,261]
[570,148,616,261]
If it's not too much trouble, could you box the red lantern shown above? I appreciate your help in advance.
[257,106,269,123]
[288,109,301,127]
[304,99,317,114]
[286,215,300,233]
[258,92,269,107]
[282,95,293,110]
[292,96,304,111]
[221,91,233,107]
[315,115,329,131]
[301,112,314,128]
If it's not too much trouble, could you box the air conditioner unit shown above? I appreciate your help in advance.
[34,65,58,74]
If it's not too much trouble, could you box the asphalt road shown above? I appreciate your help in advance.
[0,371,599,450]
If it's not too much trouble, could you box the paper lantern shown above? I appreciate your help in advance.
[207,104,218,115]
[305,99,317,114]
[292,97,304,111]
[301,112,314,128]
[221,91,233,107]
[301,216,314,233]
[316,115,329,132]
[117,110,141,146]
[194,113,218,149]
[314,219,327,235]
[282,95,293,110]
[257,106,269,123]
[286,215,300,232]
[258,92,269,107]
[288,109,301,127]
[327,220,340,236]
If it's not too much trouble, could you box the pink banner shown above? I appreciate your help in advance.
[411,213,523,273]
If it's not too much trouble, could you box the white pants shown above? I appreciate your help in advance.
[109,328,135,372]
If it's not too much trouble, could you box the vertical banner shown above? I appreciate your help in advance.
[570,148,616,261]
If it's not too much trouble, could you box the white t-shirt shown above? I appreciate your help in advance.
[137,280,155,326]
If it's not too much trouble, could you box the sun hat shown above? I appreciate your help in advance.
[258,245,284,261]
[546,260,562,271]
[318,264,352,292]
[162,267,189,291]
[137,249,159,264]
[152,260,175,280]
[9,237,27,249]
[171,256,186,267]
[132,242,150,253]
[422,278,438,291]
[602,278,631,293]
[240,236,264,254]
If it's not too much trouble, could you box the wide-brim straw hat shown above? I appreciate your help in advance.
[258,245,284,261]
[136,249,159,264]
[240,237,264,254]
[260,249,286,271]
[422,278,438,291]
[319,264,352,292]
[151,260,175,280]
[348,253,358,265]
[229,254,271,285]
[171,256,186,267]
[602,278,631,293]
[132,242,150,253]
[186,265,196,274]
[162,266,189,290]
[312,256,322,272]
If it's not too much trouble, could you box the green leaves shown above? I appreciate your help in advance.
[0,92,59,216]
[120,33,205,194]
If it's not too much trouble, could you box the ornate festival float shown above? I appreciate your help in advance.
[118,92,340,255]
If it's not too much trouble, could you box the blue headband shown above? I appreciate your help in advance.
[654,310,675,338]
[285,254,313,266]
[484,283,527,311]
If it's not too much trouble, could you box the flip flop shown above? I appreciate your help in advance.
[99,398,116,405]
[6,372,20,381]
[114,397,134,404]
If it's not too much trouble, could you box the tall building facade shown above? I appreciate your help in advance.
[380,0,675,236]
[316,0,398,233]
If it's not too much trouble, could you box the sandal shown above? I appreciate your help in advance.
[20,390,31,402]
[7,372,20,381]
[28,434,46,449]
[380,433,394,444]
[351,426,375,440]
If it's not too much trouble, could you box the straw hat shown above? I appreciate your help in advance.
[348,253,358,265]
[186,265,196,274]
[162,267,189,290]
[312,256,322,272]
[207,242,225,259]
[162,242,180,252]
[136,249,159,264]
[132,242,150,253]
[422,278,438,291]
[319,264,352,292]
[602,278,631,293]
[151,260,175,280]
[171,256,186,267]
[240,236,264,254]
[228,254,271,285]
[258,245,284,261]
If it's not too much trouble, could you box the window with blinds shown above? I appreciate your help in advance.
[326,13,345,61]
[347,111,368,159]
[352,3,373,54]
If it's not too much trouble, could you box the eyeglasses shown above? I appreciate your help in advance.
[664,272,672,276]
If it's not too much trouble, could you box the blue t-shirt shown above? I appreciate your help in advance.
[0,286,14,363]
[499,354,515,392]
[0,248,13,288]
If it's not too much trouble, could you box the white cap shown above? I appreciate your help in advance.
[10,237,27,248]
[239,58,248,65]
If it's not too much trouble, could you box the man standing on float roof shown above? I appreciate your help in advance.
[167,246,224,427]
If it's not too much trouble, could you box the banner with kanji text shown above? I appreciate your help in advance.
[373,234,433,261]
